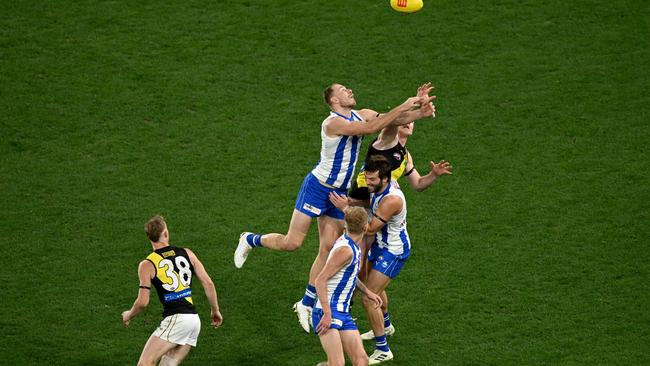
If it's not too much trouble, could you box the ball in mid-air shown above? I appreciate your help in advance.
[390,0,424,13]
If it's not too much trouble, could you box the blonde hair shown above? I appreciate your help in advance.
[145,215,166,242]
[344,207,368,234]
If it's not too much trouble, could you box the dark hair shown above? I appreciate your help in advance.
[145,215,166,242]
[365,155,392,181]
[323,84,336,106]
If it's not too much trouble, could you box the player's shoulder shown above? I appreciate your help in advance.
[356,108,379,121]
[384,188,406,204]
[332,238,354,253]
[138,259,156,273]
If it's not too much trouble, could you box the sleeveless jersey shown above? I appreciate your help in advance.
[315,234,361,313]
[311,111,364,189]
[370,181,411,257]
[355,139,408,189]
[146,246,197,318]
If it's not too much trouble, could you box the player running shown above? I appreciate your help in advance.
[122,215,223,366]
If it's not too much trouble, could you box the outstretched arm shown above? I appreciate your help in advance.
[363,83,437,142]
[404,152,453,192]
[121,260,154,326]
[187,249,223,327]
[394,82,436,125]
[325,96,426,137]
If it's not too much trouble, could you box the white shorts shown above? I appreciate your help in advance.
[152,313,201,347]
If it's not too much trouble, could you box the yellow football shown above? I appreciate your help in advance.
[390,0,424,13]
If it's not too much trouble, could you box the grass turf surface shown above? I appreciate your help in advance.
[1,0,649,365]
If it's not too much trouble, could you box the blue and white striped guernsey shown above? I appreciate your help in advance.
[370,181,411,257]
[315,234,361,313]
[311,111,364,189]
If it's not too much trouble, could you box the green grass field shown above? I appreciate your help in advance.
[2,0,649,365]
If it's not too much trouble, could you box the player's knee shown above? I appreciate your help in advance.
[361,295,376,308]
[136,361,155,366]
[284,239,302,252]
[352,354,369,366]
[159,355,179,366]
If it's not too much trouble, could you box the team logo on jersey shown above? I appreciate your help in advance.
[381,261,389,268]
[393,152,402,161]
[161,250,175,258]
[303,203,322,215]
[378,255,384,261]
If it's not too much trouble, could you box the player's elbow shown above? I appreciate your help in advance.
[414,184,427,192]
[202,278,216,291]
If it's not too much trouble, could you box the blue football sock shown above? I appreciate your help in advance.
[384,312,391,328]
[375,334,389,352]
[245,233,263,248]
[301,284,316,307]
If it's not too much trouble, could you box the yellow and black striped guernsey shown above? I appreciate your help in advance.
[348,138,408,200]
[146,246,197,318]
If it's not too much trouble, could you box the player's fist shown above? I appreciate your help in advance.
[121,310,131,326]
[211,309,223,328]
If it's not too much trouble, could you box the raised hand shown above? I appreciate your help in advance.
[431,160,452,176]
[419,98,436,118]
[417,82,433,99]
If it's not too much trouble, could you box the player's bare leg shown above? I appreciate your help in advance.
[309,215,345,283]
[363,270,391,341]
[261,209,311,251]
[361,289,394,341]
[137,336,178,366]
[358,235,374,282]
[340,330,369,366]
[362,270,394,364]
[235,209,311,268]
[380,290,388,314]
[294,215,344,332]
[318,329,346,366]
[160,344,192,365]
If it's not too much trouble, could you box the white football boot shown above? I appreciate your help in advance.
[368,349,394,365]
[360,324,396,341]
[234,232,253,268]
[293,301,312,333]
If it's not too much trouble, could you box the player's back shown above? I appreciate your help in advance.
[146,246,197,317]
[311,111,364,189]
